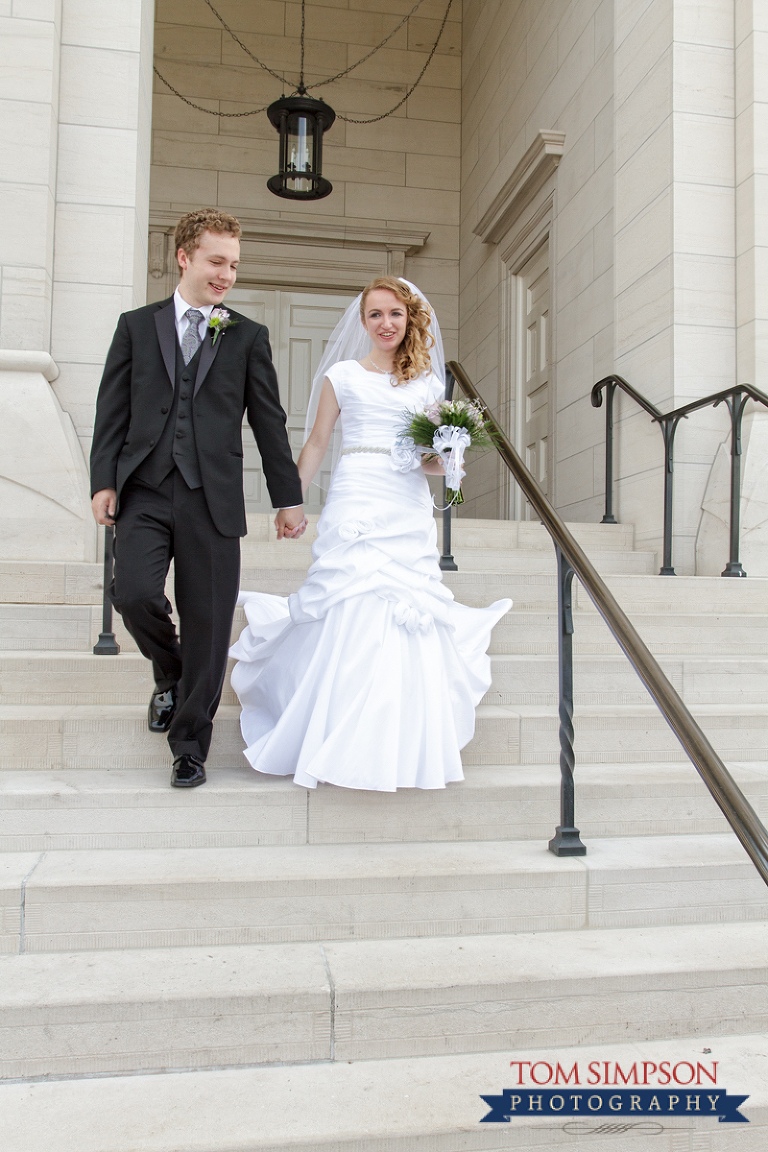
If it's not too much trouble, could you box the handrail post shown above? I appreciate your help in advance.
[659,418,679,575]
[721,391,748,578]
[601,379,617,524]
[440,368,458,572]
[549,546,586,857]
[93,525,120,655]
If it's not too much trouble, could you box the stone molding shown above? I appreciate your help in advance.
[147,212,431,297]
[149,211,429,261]
[0,350,60,383]
[473,130,566,246]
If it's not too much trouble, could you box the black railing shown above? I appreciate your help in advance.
[592,375,768,576]
[439,369,458,572]
[447,359,768,884]
[93,525,120,655]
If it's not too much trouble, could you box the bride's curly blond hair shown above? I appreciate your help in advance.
[360,276,434,386]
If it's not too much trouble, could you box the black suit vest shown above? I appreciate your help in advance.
[134,338,203,489]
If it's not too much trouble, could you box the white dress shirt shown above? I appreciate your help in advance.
[174,287,213,349]
[172,287,302,513]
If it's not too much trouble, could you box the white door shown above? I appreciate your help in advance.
[516,243,551,516]
[227,288,355,514]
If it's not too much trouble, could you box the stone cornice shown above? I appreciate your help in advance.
[473,130,566,245]
[148,210,430,255]
[0,350,59,382]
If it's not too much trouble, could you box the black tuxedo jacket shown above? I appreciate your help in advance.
[90,297,302,537]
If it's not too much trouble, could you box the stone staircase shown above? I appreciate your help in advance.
[1,515,767,1150]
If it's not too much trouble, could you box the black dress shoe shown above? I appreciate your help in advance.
[148,685,177,733]
[171,754,206,788]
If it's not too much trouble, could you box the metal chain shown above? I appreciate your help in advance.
[299,0,306,92]
[310,0,430,89]
[208,0,431,92]
[336,0,454,123]
[156,0,453,123]
[153,65,270,116]
[203,0,288,85]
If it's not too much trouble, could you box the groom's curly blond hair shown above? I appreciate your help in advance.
[360,277,434,386]
[174,208,242,267]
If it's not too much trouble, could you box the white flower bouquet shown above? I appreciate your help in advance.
[394,398,495,505]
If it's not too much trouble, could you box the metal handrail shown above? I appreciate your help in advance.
[592,375,768,576]
[446,359,768,886]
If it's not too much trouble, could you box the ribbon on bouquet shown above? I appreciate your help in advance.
[431,425,471,492]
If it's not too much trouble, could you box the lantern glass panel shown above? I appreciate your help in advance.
[286,113,314,193]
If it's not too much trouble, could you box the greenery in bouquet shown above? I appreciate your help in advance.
[399,398,496,505]
[404,398,495,453]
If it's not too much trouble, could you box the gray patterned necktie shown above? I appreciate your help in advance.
[181,308,204,365]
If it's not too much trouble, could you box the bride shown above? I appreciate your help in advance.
[229,276,512,791]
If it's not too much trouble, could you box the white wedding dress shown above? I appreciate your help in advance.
[229,360,512,790]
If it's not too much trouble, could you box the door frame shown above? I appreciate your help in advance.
[499,195,556,520]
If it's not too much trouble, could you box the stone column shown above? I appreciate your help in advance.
[735,0,768,385]
[695,1,768,576]
[0,0,61,351]
[0,0,155,562]
[613,0,736,573]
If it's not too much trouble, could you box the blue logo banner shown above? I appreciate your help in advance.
[480,1088,749,1124]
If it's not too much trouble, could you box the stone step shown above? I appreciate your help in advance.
[4,834,767,954]
[493,611,768,655]
[19,762,768,848]
[469,702,768,765]
[3,762,767,852]
[445,516,637,552]
[241,512,637,554]
[484,654,768,705]
[6,566,768,627]
[0,547,653,608]
[3,649,765,708]
[2,700,768,771]
[4,1031,764,1151]
[4,601,768,660]
[584,572,768,614]
[1,921,766,1079]
[238,544,658,575]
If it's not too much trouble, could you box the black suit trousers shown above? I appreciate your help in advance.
[110,471,240,761]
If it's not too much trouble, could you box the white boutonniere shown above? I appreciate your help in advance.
[208,307,240,346]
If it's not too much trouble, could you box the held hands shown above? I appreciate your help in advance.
[275,506,308,540]
[92,489,117,526]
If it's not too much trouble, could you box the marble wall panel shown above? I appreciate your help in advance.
[615,192,672,295]
[0,14,58,102]
[57,125,140,207]
[0,266,51,350]
[0,184,53,268]
[615,126,671,235]
[344,117,459,157]
[0,97,55,184]
[155,0,284,35]
[408,15,461,57]
[676,0,733,47]
[406,153,460,191]
[59,45,140,130]
[62,0,141,51]
[53,205,132,286]
[675,183,736,258]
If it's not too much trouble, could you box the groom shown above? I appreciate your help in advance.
[90,208,305,788]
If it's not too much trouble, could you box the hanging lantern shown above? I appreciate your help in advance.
[267,93,336,200]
